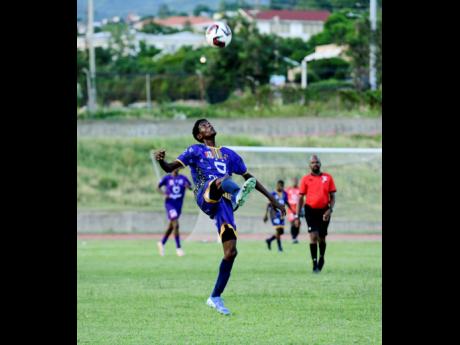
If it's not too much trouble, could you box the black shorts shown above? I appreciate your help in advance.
[304,205,330,237]
[275,227,284,236]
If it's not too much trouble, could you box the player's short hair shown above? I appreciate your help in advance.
[277,180,284,185]
[193,118,208,142]
[310,154,321,163]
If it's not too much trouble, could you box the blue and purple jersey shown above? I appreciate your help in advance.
[158,174,191,203]
[175,144,248,236]
[269,190,289,225]
[176,144,247,195]
[158,174,191,220]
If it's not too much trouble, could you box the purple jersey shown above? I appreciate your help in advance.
[176,144,247,195]
[269,190,289,221]
[158,174,191,203]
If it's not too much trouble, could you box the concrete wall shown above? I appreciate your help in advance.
[77,117,382,138]
[77,210,381,234]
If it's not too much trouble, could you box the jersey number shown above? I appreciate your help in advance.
[214,162,227,174]
[208,161,227,179]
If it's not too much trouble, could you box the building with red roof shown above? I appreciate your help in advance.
[241,9,330,41]
[135,16,214,33]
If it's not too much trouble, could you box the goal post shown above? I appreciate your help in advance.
[185,146,382,242]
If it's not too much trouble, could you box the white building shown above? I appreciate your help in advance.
[241,9,330,42]
[77,31,206,54]
[135,31,206,54]
[77,32,112,50]
[134,16,214,33]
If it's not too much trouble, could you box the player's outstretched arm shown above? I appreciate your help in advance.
[153,149,183,173]
[243,173,286,215]
[263,204,270,223]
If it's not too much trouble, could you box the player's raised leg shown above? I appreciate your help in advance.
[235,177,257,209]
[217,175,256,211]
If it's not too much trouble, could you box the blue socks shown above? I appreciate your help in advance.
[211,259,235,297]
[221,178,240,207]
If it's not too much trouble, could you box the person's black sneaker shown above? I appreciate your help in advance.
[265,239,272,250]
[292,239,299,244]
[318,257,325,271]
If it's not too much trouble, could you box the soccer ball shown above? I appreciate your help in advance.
[205,21,232,48]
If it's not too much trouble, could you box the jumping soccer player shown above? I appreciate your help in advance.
[156,167,192,257]
[263,180,290,252]
[296,155,336,273]
[154,119,286,315]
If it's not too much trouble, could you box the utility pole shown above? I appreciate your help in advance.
[146,74,152,109]
[83,68,91,109]
[369,0,378,90]
[87,0,97,111]
[301,58,308,89]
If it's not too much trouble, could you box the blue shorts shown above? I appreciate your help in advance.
[196,179,238,239]
[164,200,183,220]
[271,216,285,227]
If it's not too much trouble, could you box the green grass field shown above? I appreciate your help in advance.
[77,240,381,344]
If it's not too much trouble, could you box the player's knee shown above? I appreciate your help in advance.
[209,179,224,200]
[225,248,237,260]
[310,233,319,243]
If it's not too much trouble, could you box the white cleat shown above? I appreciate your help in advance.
[206,296,231,315]
[157,242,165,256]
[176,248,185,257]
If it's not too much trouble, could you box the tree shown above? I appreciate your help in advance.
[308,58,350,82]
[270,0,298,10]
[204,16,278,102]
[304,8,382,89]
[218,1,251,12]
[141,22,179,35]
[193,4,213,16]
[137,42,161,72]
[158,4,173,18]
[269,36,310,75]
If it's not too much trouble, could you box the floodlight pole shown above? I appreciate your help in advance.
[82,68,92,109]
[87,0,97,111]
[369,0,378,90]
[301,58,308,89]
[146,74,152,109]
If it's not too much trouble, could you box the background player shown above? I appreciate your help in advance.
[154,119,286,315]
[156,167,192,257]
[263,180,290,252]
